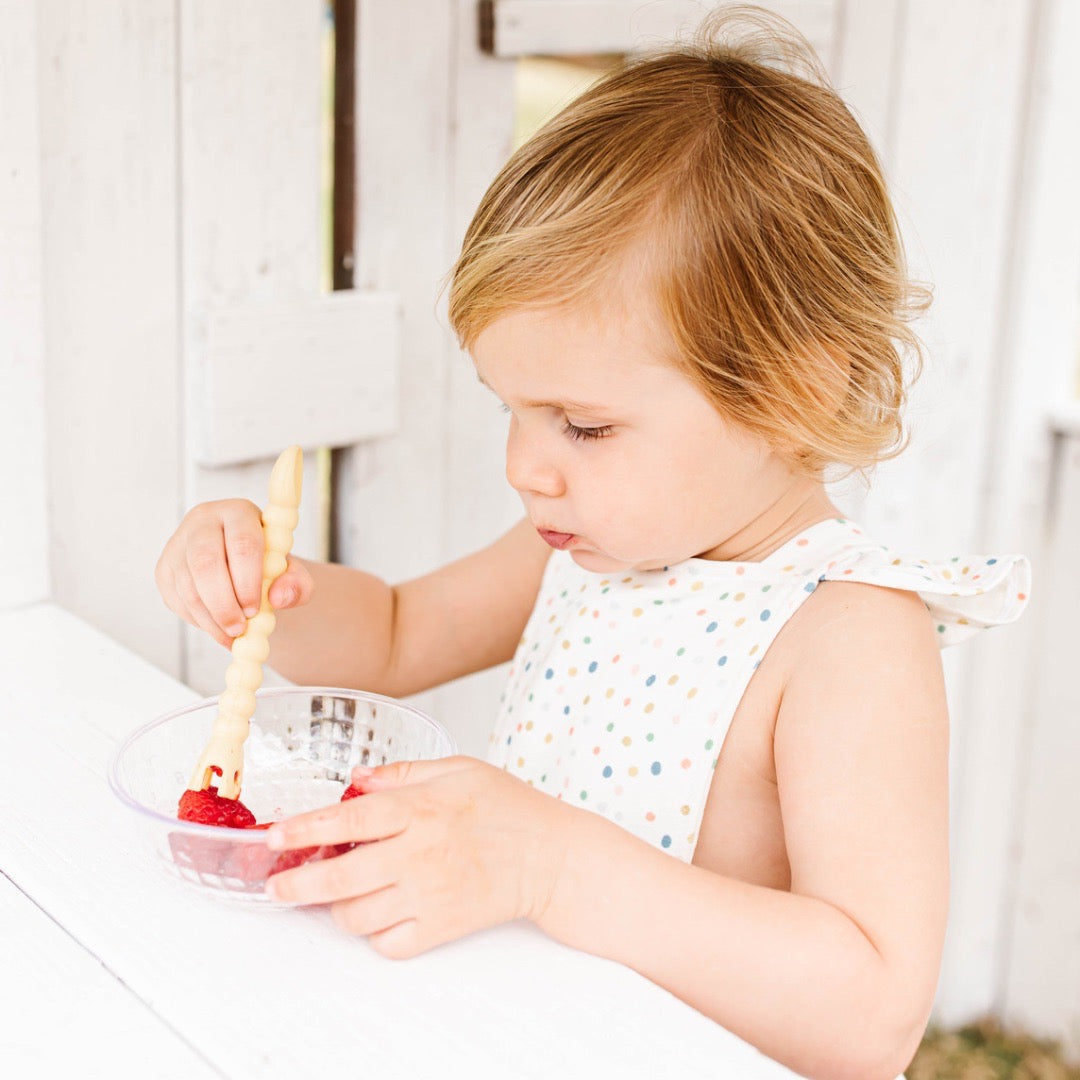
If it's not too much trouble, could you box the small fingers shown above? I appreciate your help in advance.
[186,524,248,638]
[267,838,402,906]
[221,508,265,617]
[175,572,235,649]
[267,790,409,851]
[330,883,411,938]
[267,558,315,610]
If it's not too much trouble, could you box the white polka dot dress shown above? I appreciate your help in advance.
[486,518,1030,862]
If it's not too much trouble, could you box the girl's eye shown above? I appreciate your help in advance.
[563,420,613,442]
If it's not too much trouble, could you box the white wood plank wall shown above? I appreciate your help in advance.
[178,0,330,696]
[0,0,49,609]
[1003,426,1080,1060]
[333,0,459,730]
[998,2,1080,1059]
[34,0,181,673]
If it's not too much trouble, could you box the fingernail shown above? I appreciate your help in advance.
[228,622,246,637]
[243,605,258,618]
[352,766,375,781]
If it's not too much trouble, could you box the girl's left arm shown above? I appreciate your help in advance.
[267,583,947,1080]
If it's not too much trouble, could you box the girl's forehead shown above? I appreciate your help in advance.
[471,302,700,416]
[472,298,675,374]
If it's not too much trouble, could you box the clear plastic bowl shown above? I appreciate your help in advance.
[108,686,456,905]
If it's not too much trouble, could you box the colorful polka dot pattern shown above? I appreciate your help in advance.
[486,518,1031,864]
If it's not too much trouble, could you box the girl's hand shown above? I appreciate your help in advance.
[155,498,314,648]
[264,756,574,958]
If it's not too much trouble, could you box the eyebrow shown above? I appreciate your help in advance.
[475,371,611,417]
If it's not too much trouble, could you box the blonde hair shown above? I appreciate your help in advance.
[448,6,929,476]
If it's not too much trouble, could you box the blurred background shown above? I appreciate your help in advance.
[2,1,1078,1073]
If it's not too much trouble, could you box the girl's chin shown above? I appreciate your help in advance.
[568,548,626,573]
[568,548,659,574]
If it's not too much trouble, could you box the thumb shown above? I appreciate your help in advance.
[267,557,314,609]
[352,755,474,791]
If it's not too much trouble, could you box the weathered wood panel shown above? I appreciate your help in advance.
[333,0,460,736]
[483,0,837,59]
[0,0,49,609]
[1002,431,1080,1061]
[198,291,399,467]
[0,873,215,1076]
[36,0,182,673]
[996,0,1080,1054]
[179,0,333,695]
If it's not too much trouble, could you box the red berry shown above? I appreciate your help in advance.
[177,786,257,829]
[340,783,365,801]
[268,844,337,877]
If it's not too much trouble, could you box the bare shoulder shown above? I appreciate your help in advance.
[774,578,948,767]
[791,576,940,647]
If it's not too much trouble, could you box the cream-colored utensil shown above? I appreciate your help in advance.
[188,445,303,798]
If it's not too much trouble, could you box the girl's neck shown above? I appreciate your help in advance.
[698,482,840,564]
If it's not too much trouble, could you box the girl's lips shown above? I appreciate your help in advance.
[537,529,576,550]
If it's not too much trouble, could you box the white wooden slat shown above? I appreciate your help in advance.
[0,874,215,1079]
[994,0,1080,1052]
[849,0,1030,557]
[332,2,461,734]
[869,0,1036,1027]
[335,0,454,585]
[198,291,400,467]
[1049,403,1080,438]
[1003,434,1080,1061]
[0,602,804,1080]
[485,0,837,60]
[829,0,902,157]
[180,0,329,694]
[0,0,49,610]
[35,0,182,674]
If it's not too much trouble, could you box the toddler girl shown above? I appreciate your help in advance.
[156,10,1028,1079]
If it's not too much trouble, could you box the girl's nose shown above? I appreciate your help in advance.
[505,416,565,497]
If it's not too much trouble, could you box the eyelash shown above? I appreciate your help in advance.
[562,420,613,442]
[499,404,612,442]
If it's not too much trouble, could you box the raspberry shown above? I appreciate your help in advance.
[177,786,257,829]
[268,844,336,877]
[340,783,365,801]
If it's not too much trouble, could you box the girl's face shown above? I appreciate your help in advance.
[471,297,813,573]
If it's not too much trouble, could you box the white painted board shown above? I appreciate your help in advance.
[198,291,400,467]
[485,0,837,61]
[1003,432,1080,1061]
[0,602,814,1080]
[179,0,330,693]
[35,0,181,672]
[0,0,49,609]
[0,874,215,1079]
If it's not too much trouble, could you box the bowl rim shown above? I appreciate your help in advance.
[107,684,457,838]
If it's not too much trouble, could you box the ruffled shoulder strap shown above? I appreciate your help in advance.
[819,538,1031,647]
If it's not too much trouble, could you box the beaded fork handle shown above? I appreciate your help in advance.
[188,445,303,799]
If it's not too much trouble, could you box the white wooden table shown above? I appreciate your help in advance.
[0,603,807,1080]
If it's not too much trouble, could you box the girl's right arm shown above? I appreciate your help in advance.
[155,500,550,697]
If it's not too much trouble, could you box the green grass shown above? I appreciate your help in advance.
[908,1018,1080,1079]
